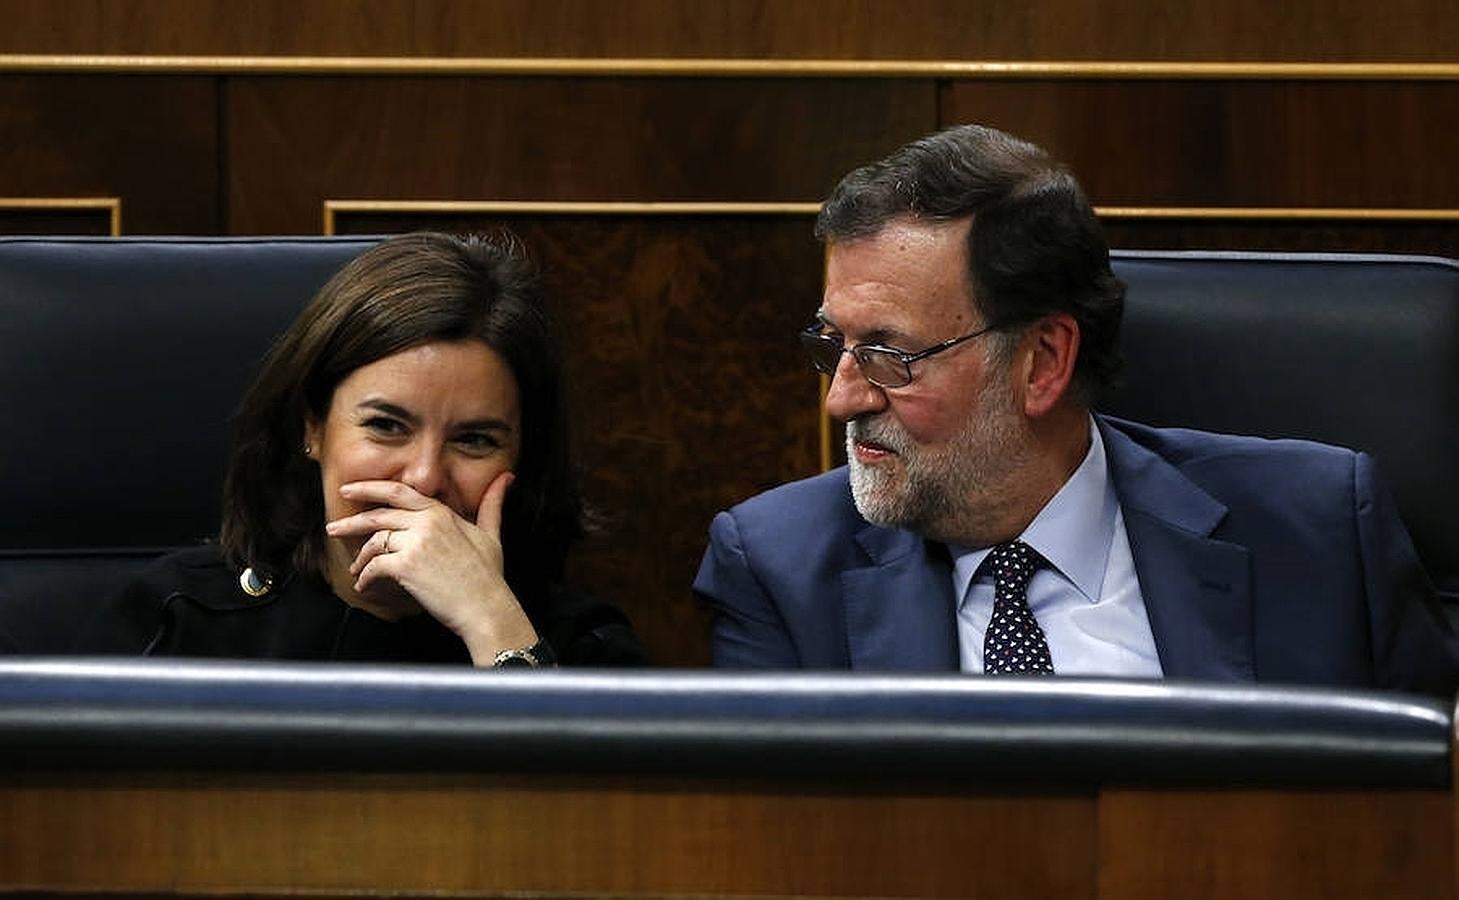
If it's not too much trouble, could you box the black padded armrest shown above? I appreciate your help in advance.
[0,659,1447,788]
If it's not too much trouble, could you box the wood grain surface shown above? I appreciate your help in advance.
[1,770,1448,898]
[1,0,1455,61]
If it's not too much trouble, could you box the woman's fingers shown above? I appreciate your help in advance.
[325,509,412,541]
[325,484,430,579]
[324,480,430,539]
[475,471,515,535]
[339,480,433,510]
[347,526,400,578]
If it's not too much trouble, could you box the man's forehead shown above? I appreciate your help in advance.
[822,219,977,335]
[832,216,971,256]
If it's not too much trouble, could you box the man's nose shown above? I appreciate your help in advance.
[823,351,888,422]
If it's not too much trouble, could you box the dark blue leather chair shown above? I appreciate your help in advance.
[1105,251,1459,607]
[0,237,379,650]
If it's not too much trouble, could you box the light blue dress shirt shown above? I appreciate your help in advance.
[950,419,1163,676]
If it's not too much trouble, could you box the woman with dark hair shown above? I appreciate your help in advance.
[80,231,644,666]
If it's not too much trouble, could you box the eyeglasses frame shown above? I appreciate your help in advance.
[799,320,1007,389]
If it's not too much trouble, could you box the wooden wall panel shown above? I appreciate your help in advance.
[2,772,1449,899]
[0,199,117,236]
[1098,789,1455,899]
[1,772,1101,899]
[333,210,824,667]
[225,76,932,234]
[0,75,218,234]
[0,0,1455,60]
[941,81,1459,211]
[0,211,108,235]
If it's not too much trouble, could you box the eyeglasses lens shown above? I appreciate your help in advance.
[855,348,911,388]
[800,332,841,375]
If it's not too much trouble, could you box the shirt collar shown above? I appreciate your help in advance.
[950,416,1117,605]
[1021,417,1117,602]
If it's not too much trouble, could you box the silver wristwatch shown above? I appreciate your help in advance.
[491,639,555,668]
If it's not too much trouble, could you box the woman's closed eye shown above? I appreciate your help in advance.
[453,430,505,455]
[361,415,409,438]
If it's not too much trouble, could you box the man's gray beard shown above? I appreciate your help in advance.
[845,376,1025,541]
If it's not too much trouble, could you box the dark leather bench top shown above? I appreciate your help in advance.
[0,659,1447,788]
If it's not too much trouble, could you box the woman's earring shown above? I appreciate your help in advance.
[303,444,312,457]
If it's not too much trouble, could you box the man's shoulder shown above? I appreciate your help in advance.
[1098,413,1370,521]
[713,467,874,563]
[1101,414,1359,472]
[727,467,856,522]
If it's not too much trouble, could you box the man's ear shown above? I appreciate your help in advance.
[1020,313,1081,418]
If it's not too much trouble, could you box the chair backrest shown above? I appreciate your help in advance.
[1102,250,1459,599]
[0,237,378,647]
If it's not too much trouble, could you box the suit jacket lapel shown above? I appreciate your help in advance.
[843,526,959,671]
[1100,418,1256,681]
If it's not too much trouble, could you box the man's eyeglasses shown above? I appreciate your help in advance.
[798,321,1004,389]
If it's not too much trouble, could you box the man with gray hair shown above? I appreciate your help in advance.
[694,124,1457,695]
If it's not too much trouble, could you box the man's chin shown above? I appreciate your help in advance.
[848,467,907,526]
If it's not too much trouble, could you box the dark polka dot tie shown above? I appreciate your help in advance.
[981,540,1055,675]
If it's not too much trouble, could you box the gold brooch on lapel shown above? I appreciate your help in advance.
[239,567,273,598]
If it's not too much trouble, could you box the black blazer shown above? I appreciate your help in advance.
[14,545,646,666]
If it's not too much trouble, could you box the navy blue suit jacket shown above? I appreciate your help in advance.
[693,416,1459,696]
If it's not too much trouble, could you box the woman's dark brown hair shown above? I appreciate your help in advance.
[220,231,583,605]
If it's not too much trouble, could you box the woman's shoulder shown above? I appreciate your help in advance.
[71,545,308,654]
[142,544,230,575]
[126,544,261,608]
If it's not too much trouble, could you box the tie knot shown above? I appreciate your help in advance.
[985,540,1042,589]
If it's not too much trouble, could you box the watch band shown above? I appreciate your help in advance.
[491,638,556,668]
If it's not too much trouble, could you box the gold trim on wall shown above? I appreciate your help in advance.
[0,197,122,235]
[1097,206,1459,222]
[4,55,1459,80]
[323,200,1459,235]
[322,199,822,235]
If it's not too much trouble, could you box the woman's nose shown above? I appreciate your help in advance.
[398,443,445,498]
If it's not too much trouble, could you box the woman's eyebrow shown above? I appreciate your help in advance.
[357,398,417,423]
